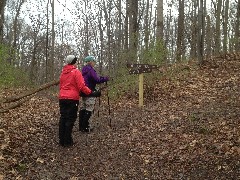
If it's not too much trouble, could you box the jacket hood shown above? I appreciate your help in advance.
[82,65,92,76]
[62,64,76,74]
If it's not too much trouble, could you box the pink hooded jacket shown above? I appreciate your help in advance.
[59,64,91,100]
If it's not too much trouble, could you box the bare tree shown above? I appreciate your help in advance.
[115,0,124,70]
[223,0,229,53]
[235,0,240,51]
[97,2,104,73]
[176,0,185,61]
[83,0,89,57]
[189,0,198,59]
[205,15,213,57]
[214,0,222,54]
[2,0,240,87]
[49,0,55,81]
[165,2,174,61]
[156,0,163,42]
[45,0,50,82]
[124,0,129,59]
[129,0,138,62]
[102,0,113,74]
[29,15,44,83]
[144,0,150,50]
[197,0,205,64]
[7,0,25,65]
[0,0,7,43]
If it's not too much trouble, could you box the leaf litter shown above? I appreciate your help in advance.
[0,54,240,179]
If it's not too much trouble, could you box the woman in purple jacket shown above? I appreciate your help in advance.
[79,56,109,132]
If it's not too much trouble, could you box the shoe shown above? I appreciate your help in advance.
[62,141,75,147]
[80,127,94,133]
[60,138,74,147]
[59,143,73,147]
[59,142,65,146]
[63,144,73,147]
[79,109,86,131]
[79,110,92,132]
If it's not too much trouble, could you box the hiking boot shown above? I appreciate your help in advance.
[80,127,94,133]
[80,110,92,132]
[79,109,86,131]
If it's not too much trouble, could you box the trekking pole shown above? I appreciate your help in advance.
[106,82,111,127]
[97,96,101,117]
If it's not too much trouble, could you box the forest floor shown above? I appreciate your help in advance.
[1,53,240,179]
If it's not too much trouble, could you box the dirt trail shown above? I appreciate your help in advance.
[1,55,240,179]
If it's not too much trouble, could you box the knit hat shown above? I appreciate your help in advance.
[65,55,77,65]
[84,56,96,62]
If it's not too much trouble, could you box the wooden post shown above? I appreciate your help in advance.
[139,73,144,107]
[127,63,158,107]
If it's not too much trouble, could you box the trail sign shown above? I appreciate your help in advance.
[127,63,158,74]
[129,68,152,74]
[127,63,159,107]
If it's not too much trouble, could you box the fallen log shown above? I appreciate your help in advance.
[0,79,59,104]
[0,94,34,113]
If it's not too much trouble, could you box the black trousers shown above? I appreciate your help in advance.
[59,99,79,146]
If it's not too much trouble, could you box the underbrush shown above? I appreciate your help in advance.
[0,45,31,89]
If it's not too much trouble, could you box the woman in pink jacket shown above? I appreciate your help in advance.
[58,55,100,147]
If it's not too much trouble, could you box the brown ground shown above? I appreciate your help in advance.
[1,53,240,179]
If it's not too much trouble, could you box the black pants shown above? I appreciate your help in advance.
[59,99,79,146]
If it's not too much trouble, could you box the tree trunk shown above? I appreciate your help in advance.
[156,0,163,42]
[124,0,129,52]
[176,0,185,62]
[129,0,138,62]
[235,0,240,51]
[223,0,229,53]
[165,8,173,61]
[144,0,149,50]
[98,2,104,74]
[197,0,204,64]
[0,95,35,113]
[0,80,59,104]
[84,0,89,57]
[215,0,222,54]
[46,0,50,83]
[0,0,6,43]
[10,0,25,65]
[115,0,123,74]
[105,1,113,74]
[50,0,55,81]
[190,0,197,59]
[30,37,38,83]
[205,15,212,57]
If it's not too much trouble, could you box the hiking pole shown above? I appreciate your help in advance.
[106,82,111,127]
[97,96,101,117]
[95,84,109,118]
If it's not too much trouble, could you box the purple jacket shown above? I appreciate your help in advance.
[82,65,109,90]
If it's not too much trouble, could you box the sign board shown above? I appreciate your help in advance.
[129,68,152,74]
[127,63,159,107]
[127,63,159,74]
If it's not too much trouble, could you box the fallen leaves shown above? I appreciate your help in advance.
[0,54,240,179]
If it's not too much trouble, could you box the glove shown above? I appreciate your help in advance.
[90,90,101,97]
[100,76,109,82]
[80,92,87,97]
[80,90,101,97]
